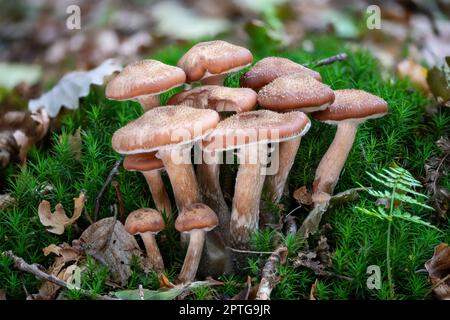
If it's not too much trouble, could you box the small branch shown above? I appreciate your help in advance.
[2,251,116,300]
[309,53,348,68]
[255,246,288,300]
[83,207,94,225]
[94,157,123,221]
[229,248,274,255]
[111,180,125,224]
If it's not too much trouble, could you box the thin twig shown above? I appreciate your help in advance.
[426,274,450,297]
[94,157,123,221]
[112,180,124,224]
[83,207,94,225]
[255,246,288,300]
[308,53,348,68]
[2,251,116,300]
[228,248,274,255]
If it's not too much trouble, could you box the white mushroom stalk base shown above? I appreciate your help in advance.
[140,232,164,273]
[230,144,268,249]
[312,121,358,200]
[178,229,206,284]
[264,136,302,203]
[142,170,172,217]
[157,146,201,212]
[196,151,230,240]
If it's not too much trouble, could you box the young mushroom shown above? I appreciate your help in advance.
[124,208,165,273]
[240,57,322,91]
[112,105,220,212]
[105,59,186,110]
[169,85,258,239]
[204,110,311,249]
[257,75,335,203]
[123,152,172,216]
[300,89,388,237]
[177,40,253,86]
[175,203,218,284]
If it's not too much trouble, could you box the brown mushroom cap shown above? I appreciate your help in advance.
[312,89,388,123]
[240,57,322,91]
[258,74,335,112]
[112,105,220,154]
[123,152,164,172]
[105,60,186,101]
[168,85,257,113]
[125,208,165,235]
[175,203,218,232]
[177,41,253,82]
[203,109,311,151]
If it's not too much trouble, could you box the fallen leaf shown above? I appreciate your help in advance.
[28,59,122,117]
[293,186,312,205]
[0,194,15,210]
[43,241,84,263]
[29,256,67,300]
[425,243,450,300]
[427,64,450,107]
[0,63,42,89]
[293,235,332,276]
[79,217,141,286]
[397,59,429,92]
[38,192,85,235]
[159,274,175,289]
[309,279,318,300]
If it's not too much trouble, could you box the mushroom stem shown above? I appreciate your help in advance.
[196,151,230,240]
[157,147,201,211]
[201,74,228,86]
[140,232,164,273]
[178,229,206,283]
[312,121,358,201]
[230,143,268,249]
[138,95,160,111]
[142,170,172,217]
[264,136,302,203]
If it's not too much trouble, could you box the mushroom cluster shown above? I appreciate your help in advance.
[106,40,388,283]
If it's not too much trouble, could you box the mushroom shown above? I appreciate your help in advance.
[204,110,311,249]
[106,59,186,111]
[168,85,258,238]
[123,152,172,216]
[177,40,253,86]
[112,105,220,212]
[175,203,218,284]
[257,75,335,203]
[124,208,165,273]
[240,57,322,91]
[300,89,388,236]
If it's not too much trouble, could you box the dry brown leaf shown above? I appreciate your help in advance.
[0,194,15,210]
[293,186,312,205]
[38,192,85,235]
[159,274,175,289]
[29,256,66,300]
[80,217,142,286]
[397,59,429,92]
[309,279,318,300]
[43,241,83,263]
[425,243,450,300]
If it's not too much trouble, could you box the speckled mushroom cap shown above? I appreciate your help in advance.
[105,60,186,100]
[203,110,311,152]
[240,57,322,91]
[125,208,165,235]
[312,89,388,124]
[112,106,220,154]
[177,41,253,82]
[123,152,164,172]
[175,203,218,233]
[258,74,335,113]
[168,85,257,113]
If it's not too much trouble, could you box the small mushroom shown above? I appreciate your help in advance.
[300,89,388,237]
[124,152,172,216]
[124,208,165,273]
[204,110,310,249]
[240,57,322,91]
[112,105,220,212]
[175,203,218,284]
[257,75,335,203]
[177,40,253,85]
[169,85,258,238]
[106,59,186,110]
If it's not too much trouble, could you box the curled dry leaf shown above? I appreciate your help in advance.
[425,243,450,300]
[293,186,312,205]
[309,279,318,300]
[397,59,429,92]
[38,192,85,235]
[79,217,141,286]
[28,59,122,118]
[293,235,332,276]
[43,240,84,263]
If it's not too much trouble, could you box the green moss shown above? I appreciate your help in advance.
[0,35,448,299]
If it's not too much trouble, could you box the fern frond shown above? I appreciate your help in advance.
[390,209,440,230]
